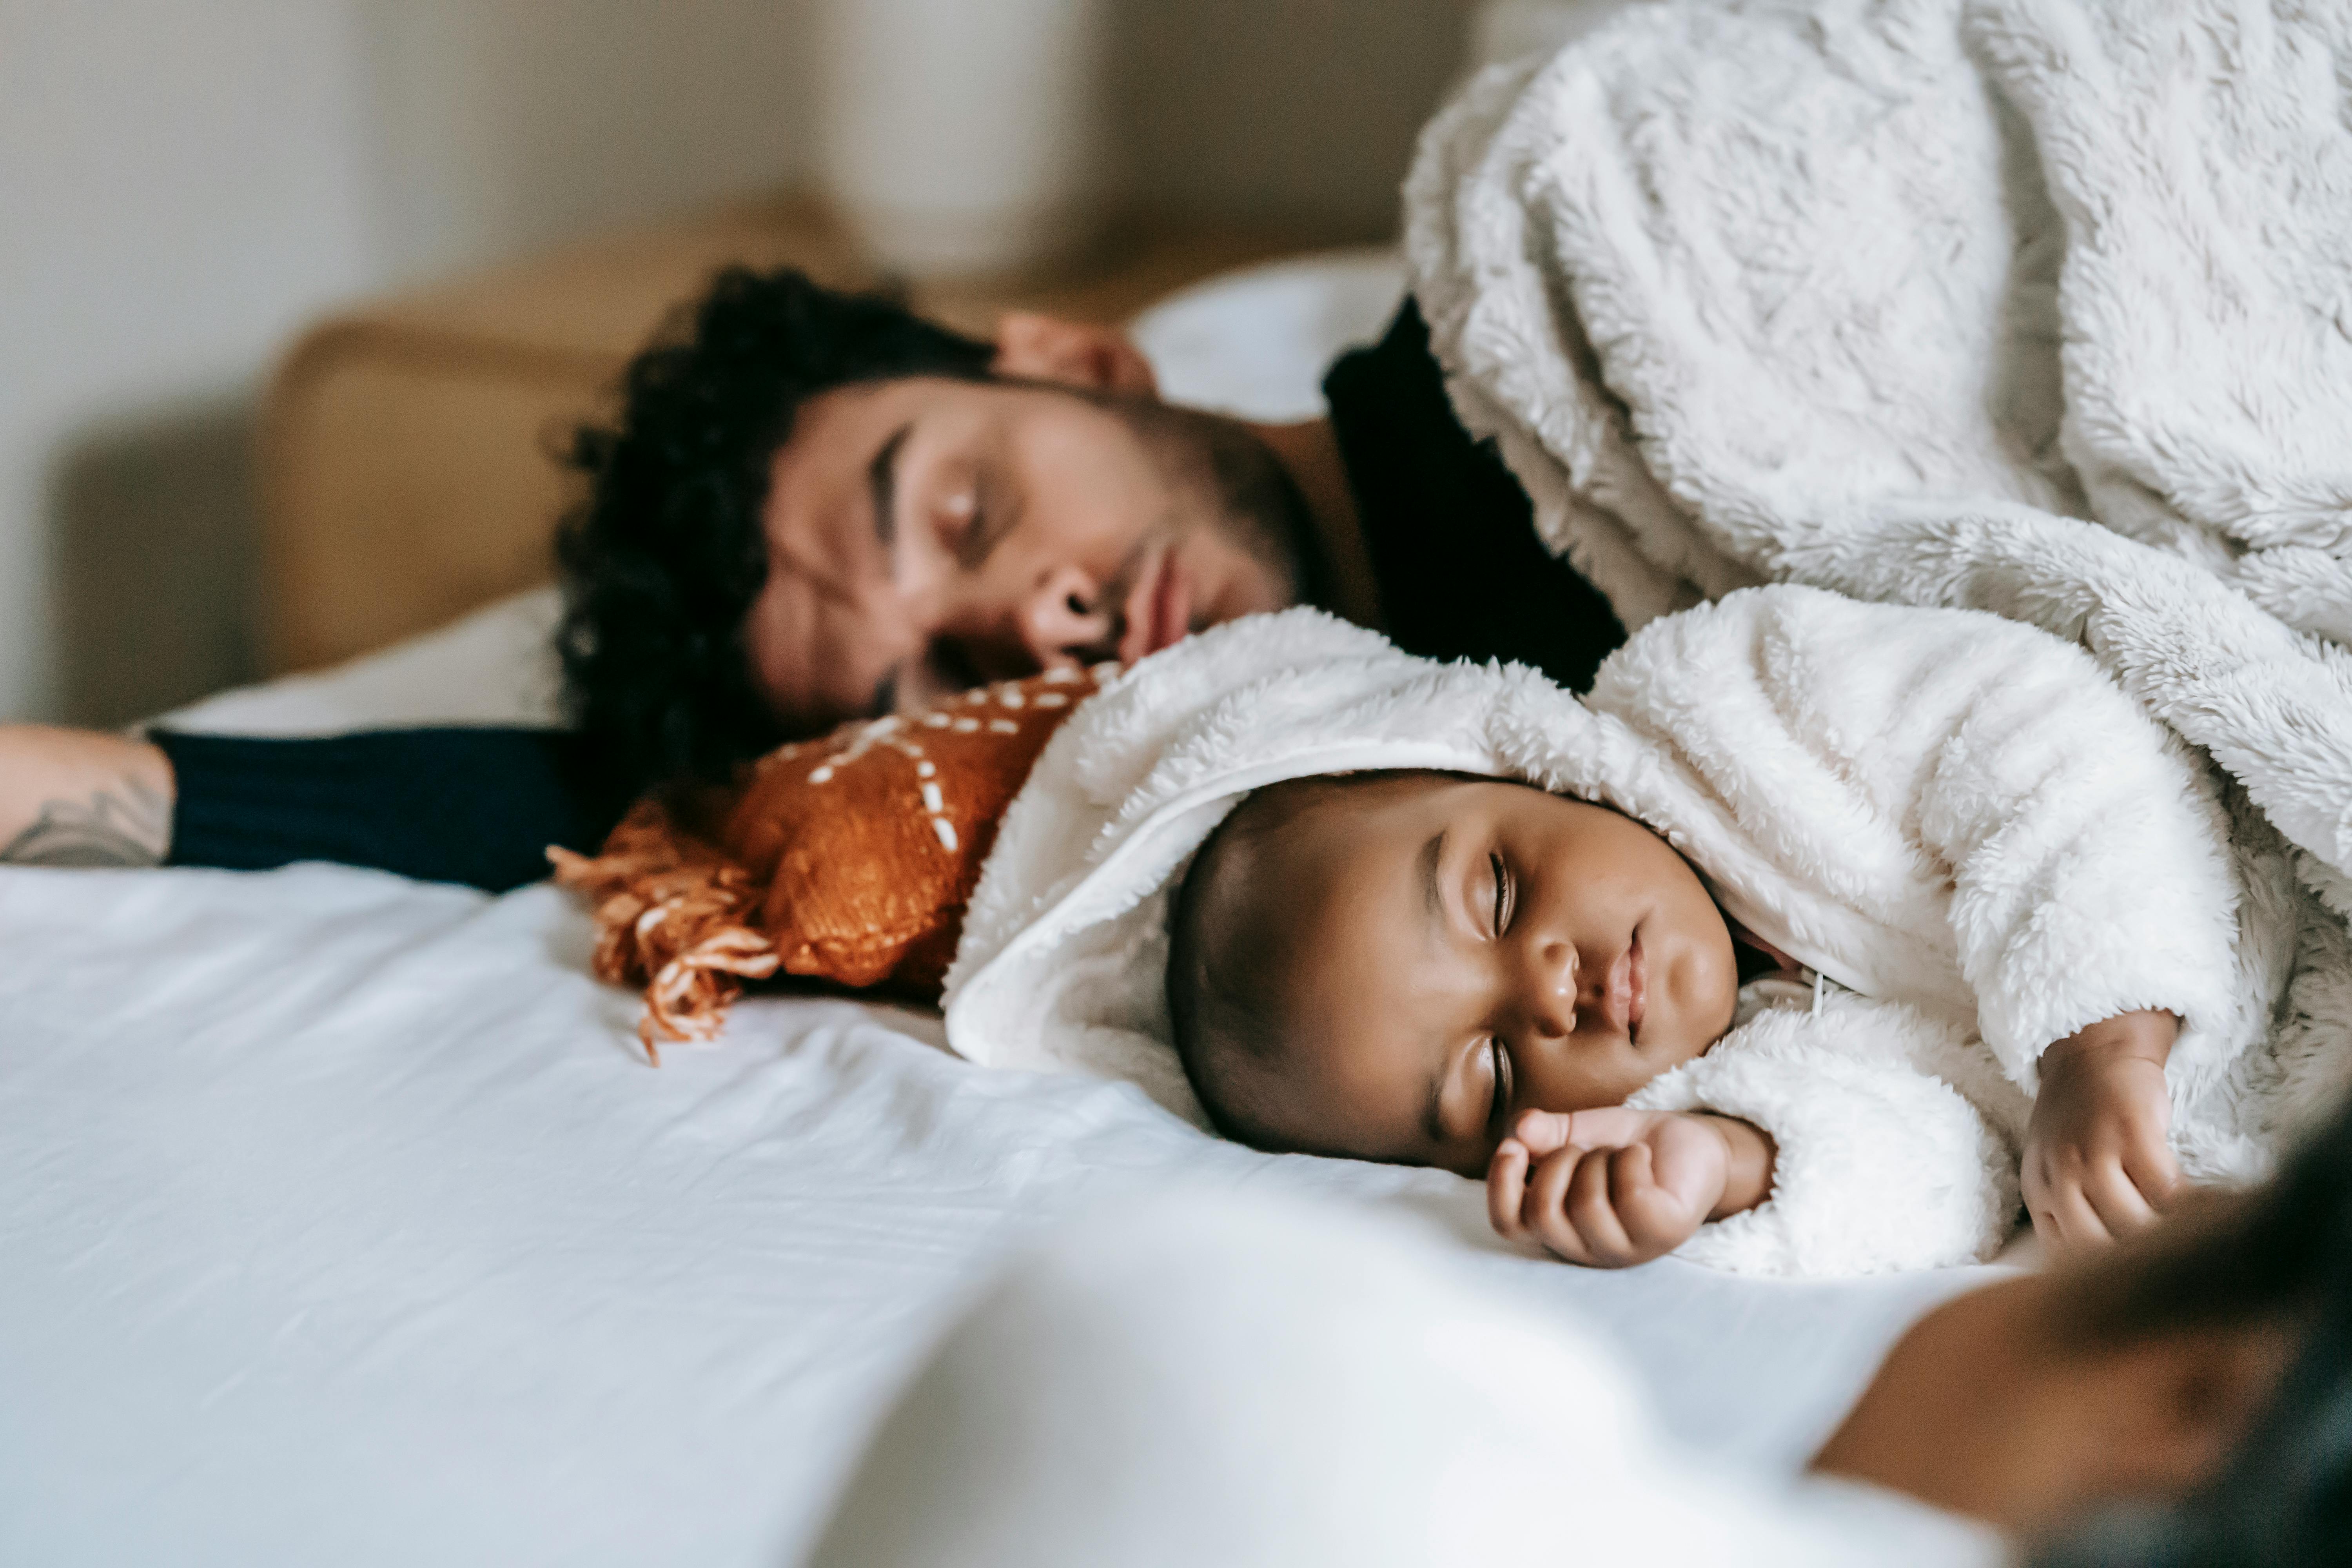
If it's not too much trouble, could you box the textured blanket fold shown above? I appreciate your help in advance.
[1403,0,2352,920]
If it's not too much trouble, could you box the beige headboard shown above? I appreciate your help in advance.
[258,196,1352,676]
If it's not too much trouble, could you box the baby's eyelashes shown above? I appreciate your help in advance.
[1488,851,1515,934]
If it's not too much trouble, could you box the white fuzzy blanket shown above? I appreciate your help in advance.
[1404,0,2352,927]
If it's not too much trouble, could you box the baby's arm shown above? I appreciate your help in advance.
[1850,610,2246,1252]
[1903,617,2241,1099]
[1486,1107,1773,1268]
[2021,1009,2181,1252]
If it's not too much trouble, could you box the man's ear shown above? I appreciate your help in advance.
[993,313,1160,397]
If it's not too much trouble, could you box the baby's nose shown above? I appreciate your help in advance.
[1523,938,1578,1037]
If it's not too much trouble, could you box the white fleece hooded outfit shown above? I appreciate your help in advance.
[943,590,2339,1277]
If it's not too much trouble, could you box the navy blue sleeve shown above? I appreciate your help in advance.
[153,727,630,894]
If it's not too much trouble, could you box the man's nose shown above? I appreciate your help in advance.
[1016,564,1116,667]
[1514,936,1579,1040]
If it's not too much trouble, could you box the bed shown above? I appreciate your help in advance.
[0,253,1994,1566]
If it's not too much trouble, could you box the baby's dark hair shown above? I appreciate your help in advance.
[1165,772,1440,1148]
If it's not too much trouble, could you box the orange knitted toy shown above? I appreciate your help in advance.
[552,666,1103,1058]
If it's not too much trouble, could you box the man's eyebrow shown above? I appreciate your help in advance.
[869,421,912,553]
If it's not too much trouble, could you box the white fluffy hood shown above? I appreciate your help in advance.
[942,608,1563,1122]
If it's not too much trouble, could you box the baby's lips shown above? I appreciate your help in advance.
[1588,944,1633,1035]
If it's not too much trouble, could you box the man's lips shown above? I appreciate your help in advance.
[1116,547,1192,666]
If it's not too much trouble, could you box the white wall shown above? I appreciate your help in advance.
[0,0,816,723]
[1116,0,1466,233]
[355,0,815,284]
[0,0,384,722]
[0,0,1462,724]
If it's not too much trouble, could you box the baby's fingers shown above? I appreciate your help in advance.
[2082,1160,2160,1240]
[1487,1140,1532,1243]
[1524,1146,1601,1266]
[2121,1137,2185,1215]
[2033,1180,2115,1255]
[1506,1109,1580,1159]
[1561,1146,1642,1266]
[1509,1105,1652,1158]
[1612,1156,1704,1255]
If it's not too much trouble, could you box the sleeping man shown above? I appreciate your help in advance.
[0,264,1619,886]
[937,591,2351,1276]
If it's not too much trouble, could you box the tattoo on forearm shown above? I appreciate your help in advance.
[1,778,169,867]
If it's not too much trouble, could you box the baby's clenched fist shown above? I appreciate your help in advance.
[2024,1010,2182,1254]
[1486,1107,1773,1268]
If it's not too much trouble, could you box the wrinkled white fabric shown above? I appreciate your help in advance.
[0,862,1984,1566]
[946,589,2322,1274]
[808,1195,2002,1568]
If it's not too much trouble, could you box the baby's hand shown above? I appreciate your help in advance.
[2023,1011,2182,1254]
[1486,1108,1736,1268]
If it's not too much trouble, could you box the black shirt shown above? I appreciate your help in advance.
[1323,299,1624,691]
[160,299,1628,892]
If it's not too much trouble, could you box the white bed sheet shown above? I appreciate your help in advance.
[0,253,1996,1567]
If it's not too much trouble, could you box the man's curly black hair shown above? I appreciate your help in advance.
[554,266,995,797]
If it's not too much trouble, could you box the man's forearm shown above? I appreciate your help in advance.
[0,726,175,867]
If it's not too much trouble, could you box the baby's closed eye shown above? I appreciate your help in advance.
[1485,1036,1514,1141]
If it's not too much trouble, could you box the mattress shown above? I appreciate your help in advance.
[0,254,1995,1567]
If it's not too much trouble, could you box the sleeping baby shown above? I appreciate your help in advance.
[941,588,2349,1276]
[1164,767,2180,1267]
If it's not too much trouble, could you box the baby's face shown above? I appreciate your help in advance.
[1242,777,1738,1177]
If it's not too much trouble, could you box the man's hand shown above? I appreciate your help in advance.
[2022,1010,2182,1254]
[0,726,174,868]
[1486,1107,1774,1268]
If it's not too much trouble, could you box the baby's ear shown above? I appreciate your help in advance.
[992,313,1160,396]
